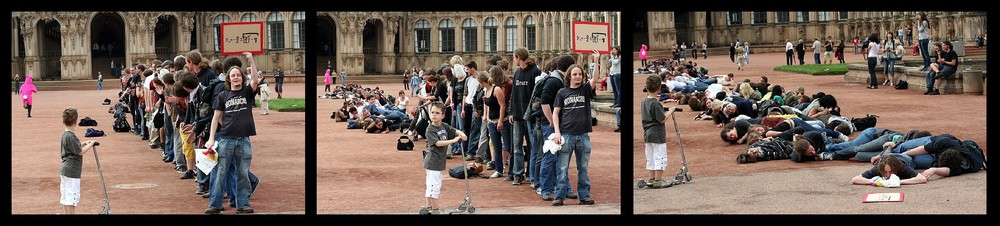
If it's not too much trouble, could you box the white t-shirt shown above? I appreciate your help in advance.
[786,42,794,51]
[867,43,881,58]
[143,74,154,89]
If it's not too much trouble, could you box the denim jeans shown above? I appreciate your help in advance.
[610,73,621,106]
[466,113,482,158]
[209,137,253,209]
[554,133,591,201]
[884,57,896,77]
[98,81,102,90]
[527,120,542,186]
[476,119,491,162]
[487,122,504,174]
[162,113,174,162]
[868,57,878,87]
[891,136,935,168]
[173,126,185,168]
[539,124,572,195]
[451,107,465,155]
[835,133,898,161]
[814,53,821,64]
[919,39,931,69]
[510,119,530,178]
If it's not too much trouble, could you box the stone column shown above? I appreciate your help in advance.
[384,17,399,74]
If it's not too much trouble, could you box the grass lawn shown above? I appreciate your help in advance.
[773,63,850,75]
[255,98,306,112]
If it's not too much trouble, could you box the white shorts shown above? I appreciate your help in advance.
[425,170,442,199]
[645,143,668,170]
[59,175,81,206]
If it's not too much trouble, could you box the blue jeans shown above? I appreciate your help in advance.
[162,113,174,161]
[891,136,935,168]
[527,120,541,186]
[868,57,878,87]
[814,53,821,64]
[451,107,464,155]
[487,122,505,174]
[883,57,896,77]
[466,113,482,158]
[98,81,102,90]
[510,119,529,178]
[554,133,591,200]
[209,137,253,209]
[539,124,572,195]
[919,39,931,69]
[610,73,621,106]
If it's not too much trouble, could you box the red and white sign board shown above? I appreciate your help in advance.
[220,21,264,55]
[571,21,610,54]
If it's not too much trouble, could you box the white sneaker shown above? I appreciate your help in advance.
[489,171,503,178]
[839,133,850,142]
[819,152,835,161]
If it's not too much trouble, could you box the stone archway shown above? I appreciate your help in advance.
[37,19,61,80]
[154,15,177,61]
[90,12,125,79]
[362,19,383,74]
[634,12,648,51]
[317,15,336,74]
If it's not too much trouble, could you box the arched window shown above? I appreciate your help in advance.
[462,18,477,52]
[292,12,305,49]
[267,12,284,50]
[414,19,430,53]
[213,14,231,52]
[439,19,455,53]
[505,17,517,52]
[483,17,497,52]
[241,13,258,22]
[524,16,535,51]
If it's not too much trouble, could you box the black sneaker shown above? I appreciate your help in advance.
[566,193,578,199]
[579,198,595,205]
[929,90,940,95]
[614,127,621,132]
[176,166,187,174]
[196,184,208,195]
[541,193,553,201]
[236,207,254,214]
[552,199,564,206]
[512,175,523,185]
[180,170,195,179]
[204,207,223,215]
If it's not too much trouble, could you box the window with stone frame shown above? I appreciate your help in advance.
[462,18,477,52]
[415,19,430,53]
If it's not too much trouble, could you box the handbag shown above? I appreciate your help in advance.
[397,136,414,150]
[153,107,165,129]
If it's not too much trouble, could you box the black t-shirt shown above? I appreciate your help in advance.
[538,74,565,125]
[923,134,978,176]
[434,82,448,104]
[510,64,540,119]
[554,83,594,135]
[734,119,751,142]
[861,160,920,180]
[825,41,833,51]
[941,50,959,68]
[795,43,805,54]
[453,77,466,107]
[212,86,257,137]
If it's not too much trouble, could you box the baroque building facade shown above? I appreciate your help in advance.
[11,11,306,80]
[317,11,621,76]
[636,11,987,51]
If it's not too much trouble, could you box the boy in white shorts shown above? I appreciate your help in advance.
[420,102,467,214]
[59,108,98,214]
[641,75,669,185]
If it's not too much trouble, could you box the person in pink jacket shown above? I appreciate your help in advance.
[640,44,649,69]
[19,74,38,117]
[324,68,332,93]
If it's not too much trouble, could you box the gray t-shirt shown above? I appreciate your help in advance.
[423,122,456,171]
[641,97,666,143]
[554,83,594,135]
[212,86,257,137]
[60,131,83,178]
[812,41,822,54]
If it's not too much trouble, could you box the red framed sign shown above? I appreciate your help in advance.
[220,21,264,55]
[571,21,611,54]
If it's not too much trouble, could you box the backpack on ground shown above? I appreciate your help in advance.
[895,80,909,90]
[102,98,111,105]
[85,128,105,137]
[113,116,131,132]
[78,117,98,127]
[448,163,484,179]
[850,114,879,131]
[962,140,987,171]
[397,136,414,151]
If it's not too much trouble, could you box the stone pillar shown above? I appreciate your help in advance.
[384,17,399,74]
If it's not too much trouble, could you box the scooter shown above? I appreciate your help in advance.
[93,142,112,215]
[638,107,693,189]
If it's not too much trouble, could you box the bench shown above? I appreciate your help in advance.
[845,59,985,94]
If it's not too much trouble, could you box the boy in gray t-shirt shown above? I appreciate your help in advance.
[59,108,97,214]
[641,75,669,184]
[421,102,467,214]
